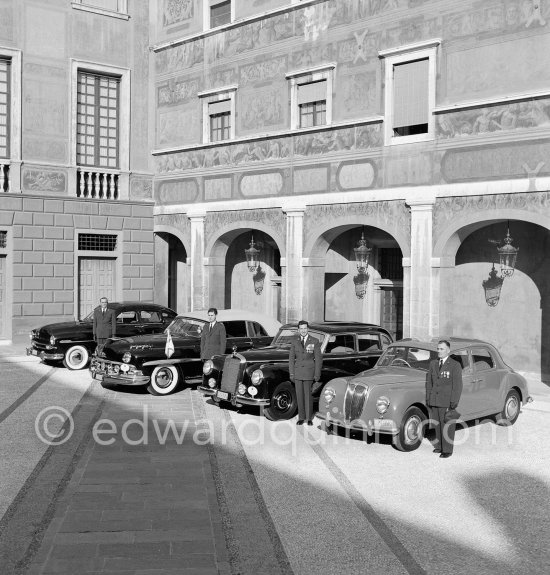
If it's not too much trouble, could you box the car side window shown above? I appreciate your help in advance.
[116,311,138,324]
[161,311,174,322]
[249,322,268,337]
[326,334,355,354]
[380,333,392,350]
[472,348,495,371]
[141,310,162,323]
[224,321,247,338]
[357,333,381,352]
[451,350,471,373]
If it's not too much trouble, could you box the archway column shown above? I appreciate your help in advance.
[283,206,305,323]
[431,256,455,337]
[401,257,411,337]
[189,212,207,311]
[407,199,435,339]
[154,233,169,308]
[302,258,325,322]
[204,256,225,310]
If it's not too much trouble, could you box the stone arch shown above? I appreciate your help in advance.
[153,224,190,254]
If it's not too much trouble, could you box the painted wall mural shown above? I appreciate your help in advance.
[22,168,66,193]
[239,87,286,132]
[437,98,550,139]
[162,0,194,27]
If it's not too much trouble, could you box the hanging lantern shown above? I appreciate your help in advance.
[253,267,266,295]
[497,226,519,277]
[244,235,261,273]
[353,231,372,273]
[482,264,504,307]
[353,272,369,300]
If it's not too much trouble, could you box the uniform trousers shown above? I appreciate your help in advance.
[430,406,456,454]
[295,379,314,421]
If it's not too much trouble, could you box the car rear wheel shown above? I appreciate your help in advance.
[63,345,90,370]
[393,406,426,452]
[496,389,521,426]
[264,381,297,421]
[147,365,180,396]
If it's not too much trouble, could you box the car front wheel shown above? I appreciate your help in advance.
[264,381,297,421]
[147,365,180,396]
[393,406,426,452]
[63,345,90,370]
[496,389,521,426]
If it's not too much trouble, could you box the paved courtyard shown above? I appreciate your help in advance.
[0,341,549,575]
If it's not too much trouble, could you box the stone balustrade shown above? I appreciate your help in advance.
[0,160,10,192]
[76,168,119,200]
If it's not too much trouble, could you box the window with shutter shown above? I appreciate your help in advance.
[392,59,429,136]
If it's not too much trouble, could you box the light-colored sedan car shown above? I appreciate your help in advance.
[317,338,532,451]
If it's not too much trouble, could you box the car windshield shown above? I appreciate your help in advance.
[272,328,325,347]
[377,346,438,371]
[165,318,205,337]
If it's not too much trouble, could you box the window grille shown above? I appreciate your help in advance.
[77,71,120,168]
[0,231,6,248]
[379,248,403,280]
[78,233,117,251]
[0,58,10,159]
[210,0,231,27]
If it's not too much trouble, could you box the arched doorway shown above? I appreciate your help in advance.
[309,225,404,339]
[154,232,189,313]
[208,228,282,320]
[440,219,550,379]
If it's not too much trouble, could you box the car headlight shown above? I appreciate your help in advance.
[376,396,390,414]
[49,335,56,346]
[248,386,258,396]
[238,384,247,395]
[208,378,216,388]
[251,369,263,385]
[120,364,130,373]
[203,360,214,375]
[324,387,336,403]
[122,352,132,364]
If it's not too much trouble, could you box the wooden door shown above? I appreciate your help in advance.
[79,257,115,319]
[380,286,403,340]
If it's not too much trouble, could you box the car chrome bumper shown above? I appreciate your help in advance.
[316,411,398,435]
[198,386,270,406]
[90,371,150,386]
[26,347,64,361]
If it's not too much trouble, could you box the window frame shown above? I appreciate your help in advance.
[472,347,496,372]
[380,41,439,146]
[199,85,237,144]
[203,0,234,30]
[0,47,21,165]
[286,63,335,130]
[71,0,129,20]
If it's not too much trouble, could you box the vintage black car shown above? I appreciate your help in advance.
[199,322,393,420]
[89,310,282,395]
[27,302,177,370]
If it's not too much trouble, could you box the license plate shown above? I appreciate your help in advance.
[216,391,229,401]
[94,373,104,382]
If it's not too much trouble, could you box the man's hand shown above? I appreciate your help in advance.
[450,403,458,410]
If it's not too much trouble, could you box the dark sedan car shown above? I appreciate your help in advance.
[89,310,281,395]
[27,302,177,370]
[199,322,393,420]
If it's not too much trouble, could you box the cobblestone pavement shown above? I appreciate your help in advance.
[1,341,549,575]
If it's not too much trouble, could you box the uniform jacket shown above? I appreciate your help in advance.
[289,334,323,382]
[426,357,463,408]
[92,306,116,341]
[200,321,227,359]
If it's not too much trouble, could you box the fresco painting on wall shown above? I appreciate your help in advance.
[163,0,194,27]
[240,88,285,131]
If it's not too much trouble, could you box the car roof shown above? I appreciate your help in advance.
[177,309,282,335]
[394,337,493,352]
[107,302,176,313]
[280,322,389,335]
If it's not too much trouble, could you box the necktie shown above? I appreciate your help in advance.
[302,337,306,347]
[210,323,213,332]
[439,359,443,369]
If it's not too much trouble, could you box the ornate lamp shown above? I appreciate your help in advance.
[353,231,372,273]
[482,264,504,307]
[252,266,266,295]
[244,235,261,273]
[353,271,369,300]
[496,227,519,277]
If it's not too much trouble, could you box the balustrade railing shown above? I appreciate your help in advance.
[77,168,119,200]
[0,160,9,192]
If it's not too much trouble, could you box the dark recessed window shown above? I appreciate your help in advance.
[392,58,429,137]
[210,0,231,28]
[78,233,117,251]
[379,248,403,281]
[0,231,6,248]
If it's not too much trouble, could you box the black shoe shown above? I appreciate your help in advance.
[433,449,441,454]
[439,453,452,459]
[296,420,304,426]
[307,421,313,426]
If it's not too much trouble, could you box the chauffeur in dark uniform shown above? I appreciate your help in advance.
[426,339,463,458]
[289,320,323,426]
[200,307,227,360]
[92,297,116,345]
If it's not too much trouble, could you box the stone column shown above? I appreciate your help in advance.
[407,200,435,339]
[153,233,169,307]
[189,212,207,311]
[431,256,455,337]
[302,258,325,322]
[204,256,225,310]
[283,207,305,323]
[401,257,412,338]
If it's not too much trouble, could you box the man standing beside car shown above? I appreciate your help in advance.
[92,297,116,345]
[289,320,322,426]
[426,340,463,458]
[200,307,227,360]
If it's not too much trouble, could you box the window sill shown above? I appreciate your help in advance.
[71,2,129,20]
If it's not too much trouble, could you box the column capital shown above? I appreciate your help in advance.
[405,192,436,210]
[282,203,306,216]
[188,211,207,223]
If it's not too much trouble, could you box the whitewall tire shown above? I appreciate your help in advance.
[147,365,180,396]
[63,345,90,370]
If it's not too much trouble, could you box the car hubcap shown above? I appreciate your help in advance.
[155,369,173,389]
[70,352,83,364]
[404,415,422,444]
[274,390,292,412]
[506,396,519,420]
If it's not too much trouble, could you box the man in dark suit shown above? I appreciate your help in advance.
[289,320,323,426]
[426,339,463,458]
[200,308,227,360]
[92,297,116,345]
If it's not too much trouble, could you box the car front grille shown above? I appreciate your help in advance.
[343,383,369,423]
[220,356,243,394]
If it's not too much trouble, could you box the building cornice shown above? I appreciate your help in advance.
[434,89,550,114]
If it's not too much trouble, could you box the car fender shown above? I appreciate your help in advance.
[142,357,202,368]
[501,372,529,403]
[369,385,428,423]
